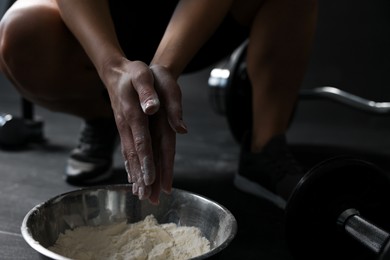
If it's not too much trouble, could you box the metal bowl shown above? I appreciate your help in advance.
[21,184,237,259]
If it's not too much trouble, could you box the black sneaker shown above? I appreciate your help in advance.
[65,118,119,185]
[234,133,304,209]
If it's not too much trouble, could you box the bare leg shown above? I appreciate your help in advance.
[232,0,318,152]
[0,0,113,119]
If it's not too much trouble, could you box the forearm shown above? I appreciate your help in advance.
[151,0,234,78]
[55,0,125,83]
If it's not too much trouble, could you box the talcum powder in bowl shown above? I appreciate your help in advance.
[21,184,237,260]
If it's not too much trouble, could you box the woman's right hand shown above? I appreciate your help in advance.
[104,58,159,203]
[102,57,186,204]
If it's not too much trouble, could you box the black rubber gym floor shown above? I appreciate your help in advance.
[1,0,390,259]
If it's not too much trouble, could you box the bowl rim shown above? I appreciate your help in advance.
[21,184,237,260]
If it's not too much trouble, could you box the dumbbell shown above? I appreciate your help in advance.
[285,156,390,260]
[0,99,45,149]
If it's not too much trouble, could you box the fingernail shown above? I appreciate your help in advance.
[142,156,155,185]
[132,183,138,194]
[125,160,132,183]
[124,160,130,174]
[176,120,188,134]
[142,99,160,114]
[138,187,145,200]
[162,186,172,194]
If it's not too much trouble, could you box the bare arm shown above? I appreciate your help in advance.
[148,0,235,198]
[151,0,234,78]
[53,0,235,203]
[54,0,165,203]
[55,0,124,79]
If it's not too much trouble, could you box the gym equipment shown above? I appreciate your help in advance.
[285,156,390,260]
[0,98,45,149]
[208,40,390,143]
[208,40,251,143]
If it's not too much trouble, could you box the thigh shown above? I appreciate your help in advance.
[1,0,106,106]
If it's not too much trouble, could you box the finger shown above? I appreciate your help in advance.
[152,68,187,134]
[146,114,163,204]
[122,83,156,186]
[114,82,143,188]
[149,175,161,205]
[148,147,161,205]
[160,134,176,193]
[117,116,139,184]
[164,83,187,134]
[119,127,142,192]
[140,154,155,186]
[119,84,156,200]
[137,185,151,201]
[131,62,160,115]
[131,126,156,187]
[133,181,150,200]
[159,124,176,194]
[124,160,132,183]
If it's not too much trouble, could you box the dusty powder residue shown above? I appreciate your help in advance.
[48,215,211,260]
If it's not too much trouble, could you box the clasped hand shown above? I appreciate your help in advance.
[105,58,187,204]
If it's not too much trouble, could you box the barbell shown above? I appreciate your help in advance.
[208,41,390,144]
[285,156,390,260]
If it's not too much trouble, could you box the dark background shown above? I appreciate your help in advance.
[1,0,390,259]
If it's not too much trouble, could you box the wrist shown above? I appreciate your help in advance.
[149,63,180,80]
[99,55,129,89]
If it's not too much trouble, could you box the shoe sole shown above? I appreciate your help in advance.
[234,173,287,209]
[65,168,113,185]
[65,158,114,185]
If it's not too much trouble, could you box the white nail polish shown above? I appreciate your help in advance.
[142,156,155,185]
[132,183,138,194]
[125,160,132,183]
[142,99,159,113]
[138,187,145,199]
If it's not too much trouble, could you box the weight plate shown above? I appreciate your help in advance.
[224,43,252,144]
[285,156,390,260]
[223,40,298,144]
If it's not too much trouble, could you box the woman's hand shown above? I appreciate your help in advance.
[103,58,186,204]
[104,58,158,202]
[148,64,187,203]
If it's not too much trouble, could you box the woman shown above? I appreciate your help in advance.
[0,0,318,206]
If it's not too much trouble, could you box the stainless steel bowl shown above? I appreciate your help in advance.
[21,184,237,259]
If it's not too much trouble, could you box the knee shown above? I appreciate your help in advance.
[0,1,61,85]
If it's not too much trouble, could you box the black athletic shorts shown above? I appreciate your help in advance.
[108,0,249,73]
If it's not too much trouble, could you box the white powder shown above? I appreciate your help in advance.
[48,215,211,260]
